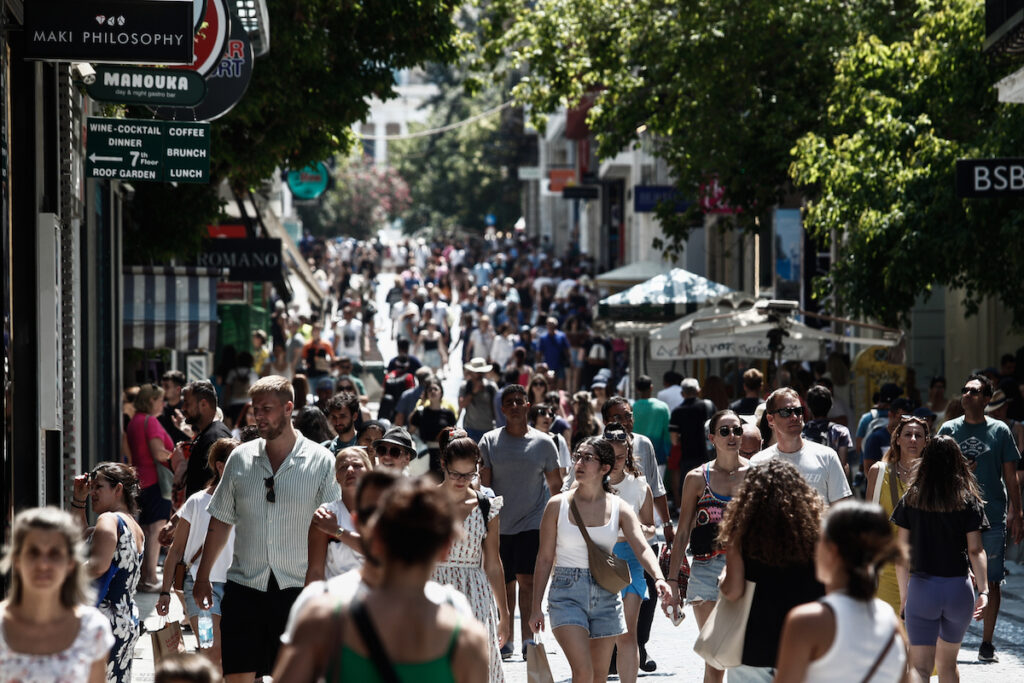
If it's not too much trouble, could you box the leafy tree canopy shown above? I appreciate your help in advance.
[791,0,1024,326]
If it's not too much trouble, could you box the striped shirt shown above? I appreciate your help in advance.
[207,434,340,591]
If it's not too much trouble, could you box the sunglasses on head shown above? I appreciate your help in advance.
[770,406,804,418]
[716,425,744,437]
[378,445,408,458]
[264,476,276,503]
[603,430,628,442]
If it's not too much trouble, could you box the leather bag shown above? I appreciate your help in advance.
[171,546,204,592]
[693,579,755,669]
[569,495,631,594]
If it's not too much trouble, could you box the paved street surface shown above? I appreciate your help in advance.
[130,559,1024,680]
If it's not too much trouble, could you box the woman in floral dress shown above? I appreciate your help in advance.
[432,434,511,683]
[73,463,144,683]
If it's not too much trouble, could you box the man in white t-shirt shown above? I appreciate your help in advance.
[751,387,852,505]
[333,306,363,362]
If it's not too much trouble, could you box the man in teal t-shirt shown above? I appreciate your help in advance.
[938,373,1022,663]
[631,375,672,465]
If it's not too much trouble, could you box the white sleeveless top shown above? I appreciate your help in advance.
[555,494,620,568]
[805,593,905,683]
[613,474,648,541]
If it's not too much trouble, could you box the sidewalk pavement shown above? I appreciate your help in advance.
[129,561,1024,681]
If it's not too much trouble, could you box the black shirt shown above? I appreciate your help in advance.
[891,496,989,577]
[729,396,763,416]
[742,557,824,667]
[410,407,458,443]
[669,398,715,466]
[184,420,233,498]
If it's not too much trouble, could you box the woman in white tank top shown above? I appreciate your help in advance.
[528,437,671,683]
[774,501,908,683]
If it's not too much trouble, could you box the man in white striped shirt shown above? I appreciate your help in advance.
[194,375,340,682]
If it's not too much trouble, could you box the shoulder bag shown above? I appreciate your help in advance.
[861,627,898,683]
[171,545,204,592]
[693,577,756,669]
[145,415,174,500]
[568,495,631,594]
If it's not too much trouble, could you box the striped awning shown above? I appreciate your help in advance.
[123,266,224,351]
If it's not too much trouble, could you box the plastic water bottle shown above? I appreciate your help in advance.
[197,609,214,649]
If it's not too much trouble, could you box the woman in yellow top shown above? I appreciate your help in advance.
[865,414,930,615]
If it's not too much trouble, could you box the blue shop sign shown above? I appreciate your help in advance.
[634,185,691,213]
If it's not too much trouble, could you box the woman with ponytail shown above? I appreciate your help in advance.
[774,501,909,682]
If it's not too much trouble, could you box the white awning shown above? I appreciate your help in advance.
[123,266,224,350]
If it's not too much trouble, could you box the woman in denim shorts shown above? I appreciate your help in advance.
[156,437,240,667]
[529,437,672,682]
[665,410,750,683]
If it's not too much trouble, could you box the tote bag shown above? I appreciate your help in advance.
[693,579,755,669]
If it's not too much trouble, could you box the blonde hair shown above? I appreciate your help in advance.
[249,375,295,405]
[336,446,373,473]
[0,507,93,608]
[134,383,165,414]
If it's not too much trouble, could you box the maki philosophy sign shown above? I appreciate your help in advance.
[25,0,194,64]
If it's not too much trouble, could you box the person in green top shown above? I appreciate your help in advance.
[273,478,490,683]
[630,376,672,465]
[937,373,1023,664]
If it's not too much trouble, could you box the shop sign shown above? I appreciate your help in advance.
[287,162,331,200]
[85,117,210,183]
[86,65,206,106]
[176,0,229,77]
[634,185,691,213]
[196,239,283,281]
[562,186,599,199]
[25,0,193,65]
[155,15,253,122]
[956,158,1024,198]
[548,169,576,192]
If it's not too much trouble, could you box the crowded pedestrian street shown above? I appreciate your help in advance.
[7,3,1024,683]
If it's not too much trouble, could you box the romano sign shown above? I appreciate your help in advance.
[956,158,1024,198]
[25,0,193,64]
[196,239,283,281]
[87,66,206,106]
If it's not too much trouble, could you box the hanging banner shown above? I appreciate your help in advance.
[25,0,194,65]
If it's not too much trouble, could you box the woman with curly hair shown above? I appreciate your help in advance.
[774,501,908,682]
[717,459,825,682]
[71,463,145,683]
[866,415,929,616]
[892,436,989,683]
[665,410,750,683]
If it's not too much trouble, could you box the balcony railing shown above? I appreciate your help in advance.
[985,0,1024,53]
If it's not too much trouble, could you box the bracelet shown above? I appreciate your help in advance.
[665,578,678,583]
[654,576,667,583]
[71,502,86,509]
[73,497,87,504]
[980,591,989,596]
[159,591,171,597]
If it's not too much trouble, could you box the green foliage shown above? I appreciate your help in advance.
[124,0,461,262]
[123,182,226,263]
[791,0,1024,326]
[389,62,525,235]
[295,156,412,240]
[480,0,915,242]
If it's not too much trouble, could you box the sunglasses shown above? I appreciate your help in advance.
[716,425,744,437]
[900,415,928,424]
[378,445,409,458]
[445,468,476,482]
[264,476,276,503]
[572,453,600,465]
[603,431,628,442]
[770,406,804,418]
[535,409,554,418]
[503,398,528,407]
[961,387,984,396]
[338,385,355,392]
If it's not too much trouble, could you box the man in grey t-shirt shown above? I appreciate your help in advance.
[480,383,561,657]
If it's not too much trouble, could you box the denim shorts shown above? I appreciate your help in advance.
[182,573,226,619]
[981,523,1006,585]
[548,566,626,639]
[613,541,648,600]
[687,553,726,604]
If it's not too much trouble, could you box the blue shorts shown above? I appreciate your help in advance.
[687,553,726,604]
[183,573,226,619]
[614,541,647,600]
[905,573,974,646]
[547,566,626,639]
[981,523,1006,585]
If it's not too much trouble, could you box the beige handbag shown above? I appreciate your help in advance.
[568,495,631,594]
[693,579,755,669]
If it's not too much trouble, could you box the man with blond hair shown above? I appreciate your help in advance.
[194,375,340,682]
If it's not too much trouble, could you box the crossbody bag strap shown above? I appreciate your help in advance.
[888,460,900,510]
[187,546,204,566]
[351,597,402,683]
[568,494,597,549]
[860,627,897,683]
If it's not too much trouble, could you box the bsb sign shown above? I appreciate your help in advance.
[196,239,283,281]
[85,117,210,183]
[25,0,194,65]
[956,158,1024,198]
